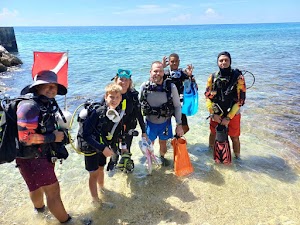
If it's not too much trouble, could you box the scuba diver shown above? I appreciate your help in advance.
[140,61,184,166]
[80,83,123,204]
[204,51,246,160]
[162,53,196,134]
[110,69,147,171]
[16,70,71,223]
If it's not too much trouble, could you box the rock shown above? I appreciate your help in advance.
[10,56,22,65]
[0,45,8,53]
[0,62,7,72]
[0,45,22,70]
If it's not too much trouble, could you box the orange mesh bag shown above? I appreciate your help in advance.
[171,137,194,177]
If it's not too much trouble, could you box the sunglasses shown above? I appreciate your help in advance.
[117,69,132,79]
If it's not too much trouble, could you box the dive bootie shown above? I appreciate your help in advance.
[117,153,134,173]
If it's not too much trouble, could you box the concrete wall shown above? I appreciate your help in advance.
[0,27,18,52]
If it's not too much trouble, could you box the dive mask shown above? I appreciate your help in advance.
[170,70,181,78]
[106,108,121,123]
[117,69,132,79]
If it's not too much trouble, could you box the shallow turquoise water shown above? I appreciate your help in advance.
[0,23,299,224]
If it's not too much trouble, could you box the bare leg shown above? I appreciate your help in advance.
[230,136,240,157]
[97,166,104,189]
[158,139,170,166]
[89,168,101,201]
[29,187,45,209]
[43,181,69,223]
[209,132,216,150]
[158,139,167,156]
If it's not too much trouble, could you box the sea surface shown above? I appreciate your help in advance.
[0,23,300,225]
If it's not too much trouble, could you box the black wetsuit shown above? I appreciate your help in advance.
[82,103,122,152]
[97,89,146,152]
[122,89,146,152]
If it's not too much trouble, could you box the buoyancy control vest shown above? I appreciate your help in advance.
[35,97,69,161]
[76,100,124,154]
[93,91,140,134]
[140,79,175,118]
[77,102,108,154]
[211,69,241,115]
[0,95,65,163]
[164,68,188,96]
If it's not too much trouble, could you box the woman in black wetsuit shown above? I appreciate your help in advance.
[112,69,147,170]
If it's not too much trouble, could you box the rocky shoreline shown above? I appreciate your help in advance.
[0,45,23,73]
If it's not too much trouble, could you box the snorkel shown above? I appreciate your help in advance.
[106,99,126,140]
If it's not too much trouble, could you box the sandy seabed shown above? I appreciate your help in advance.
[1,131,300,225]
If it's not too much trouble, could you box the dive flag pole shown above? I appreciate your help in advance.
[63,51,69,110]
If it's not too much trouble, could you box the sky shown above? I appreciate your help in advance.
[0,0,299,26]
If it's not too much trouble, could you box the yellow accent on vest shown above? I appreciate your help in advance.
[99,136,104,144]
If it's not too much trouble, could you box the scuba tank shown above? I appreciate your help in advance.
[75,108,88,151]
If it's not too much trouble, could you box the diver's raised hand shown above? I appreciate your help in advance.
[185,64,194,77]
[162,56,169,68]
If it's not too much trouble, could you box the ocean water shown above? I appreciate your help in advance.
[0,23,300,224]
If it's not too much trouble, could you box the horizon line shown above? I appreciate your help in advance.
[1,21,299,28]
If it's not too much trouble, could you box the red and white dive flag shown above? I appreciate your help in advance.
[32,51,68,88]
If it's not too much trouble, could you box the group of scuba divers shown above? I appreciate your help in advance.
[12,51,246,223]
